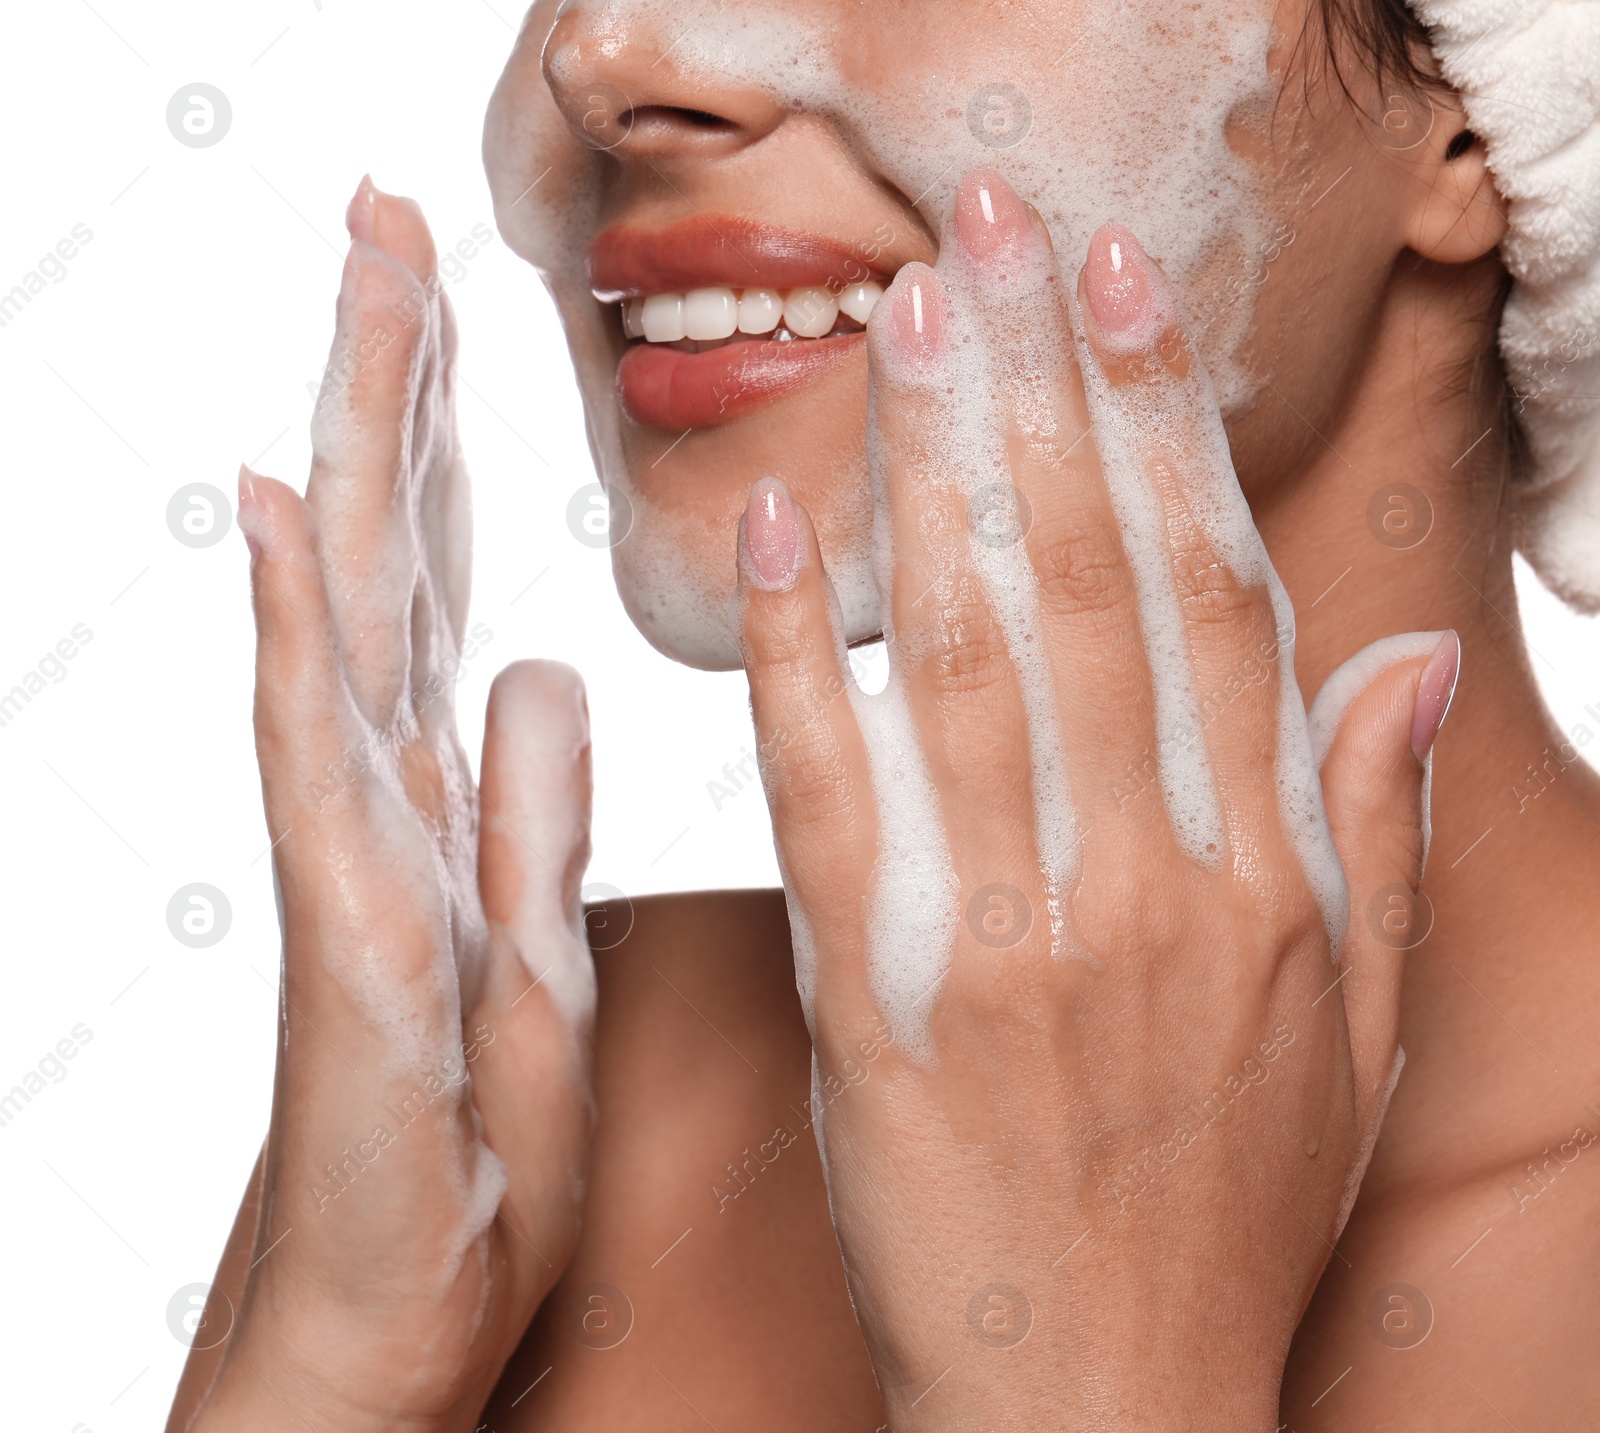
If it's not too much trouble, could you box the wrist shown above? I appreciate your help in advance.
[190,1325,493,1433]
[873,1340,1284,1433]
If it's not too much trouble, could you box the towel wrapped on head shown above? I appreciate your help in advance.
[1411,0,1600,608]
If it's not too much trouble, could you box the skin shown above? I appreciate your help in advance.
[170,0,1600,1429]
[172,192,597,1433]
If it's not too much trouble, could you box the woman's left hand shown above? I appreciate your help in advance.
[734,169,1456,1432]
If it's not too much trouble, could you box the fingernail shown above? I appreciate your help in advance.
[1083,223,1164,347]
[880,263,948,375]
[954,170,1034,266]
[346,174,378,243]
[742,476,804,592]
[238,464,264,562]
[1411,630,1460,761]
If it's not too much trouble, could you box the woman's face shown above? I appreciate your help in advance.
[486,0,1418,669]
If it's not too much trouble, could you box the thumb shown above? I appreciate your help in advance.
[477,659,596,1034]
[1311,630,1460,1128]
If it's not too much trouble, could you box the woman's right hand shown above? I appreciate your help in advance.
[734,169,1450,1432]
[173,180,596,1433]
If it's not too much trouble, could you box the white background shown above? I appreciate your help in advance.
[0,3,1595,1428]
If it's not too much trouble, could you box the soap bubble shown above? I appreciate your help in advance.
[581,883,635,951]
[166,884,232,949]
[1366,483,1433,550]
[1365,1282,1433,1349]
[166,483,233,549]
[966,84,1033,149]
[166,85,232,149]
[966,1282,1032,1348]
[966,884,1032,949]
[568,1283,633,1349]
[567,482,634,549]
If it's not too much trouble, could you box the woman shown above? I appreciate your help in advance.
[169,0,1600,1427]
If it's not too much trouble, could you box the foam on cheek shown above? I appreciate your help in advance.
[485,0,1280,671]
[516,0,1276,405]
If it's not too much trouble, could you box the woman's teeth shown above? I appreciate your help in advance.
[621,281,884,345]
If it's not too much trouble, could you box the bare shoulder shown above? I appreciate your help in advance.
[484,888,885,1431]
[1283,1131,1600,1429]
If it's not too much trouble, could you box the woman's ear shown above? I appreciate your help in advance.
[1401,100,1509,263]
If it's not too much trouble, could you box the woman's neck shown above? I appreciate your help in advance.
[1259,249,1600,1181]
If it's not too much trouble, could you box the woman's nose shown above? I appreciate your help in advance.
[541,4,789,161]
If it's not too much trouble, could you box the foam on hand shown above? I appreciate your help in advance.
[1308,630,1445,874]
[1076,297,1350,946]
[489,3,1361,1056]
[848,669,961,1067]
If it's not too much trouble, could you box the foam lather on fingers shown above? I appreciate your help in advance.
[1308,631,1443,871]
[1410,0,1600,609]
[1307,631,1445,767]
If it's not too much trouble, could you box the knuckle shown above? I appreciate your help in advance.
[771,729,855,832]
[915,582,1011,703]
[1033,517,1131,620]
[744,597,828,682]
[1172,548,1259,629]
[917,593,1011,702]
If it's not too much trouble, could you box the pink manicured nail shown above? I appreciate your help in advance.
[954,170,1033,266]
[1411,630,1460,761]
[743,476,804,592]
[1083,224,1162,344]
[238,464,264,561]
[881,263,948,373]
[346,175,378,243]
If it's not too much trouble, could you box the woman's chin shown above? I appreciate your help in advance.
[611,525,882,673]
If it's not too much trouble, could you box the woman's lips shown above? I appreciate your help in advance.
[588,215,888,301]
[617,332,864,429]
[591,214,890,429]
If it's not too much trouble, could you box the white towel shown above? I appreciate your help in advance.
[1411,0,1600,609]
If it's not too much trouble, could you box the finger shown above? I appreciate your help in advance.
[866,260,1045,929]
[1313,630,1459,1131]
[351,179,474,675]
[943,172,1167,859]
[347,174,439,283]
[477,659,595,1032]
[471,660,596,1266]
[1078,224,1284,869]
[418,292,471,659]
[306,189,436,726]
[238,468,417,1077]
[735,477,881,1043]
[237,467,368,848]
